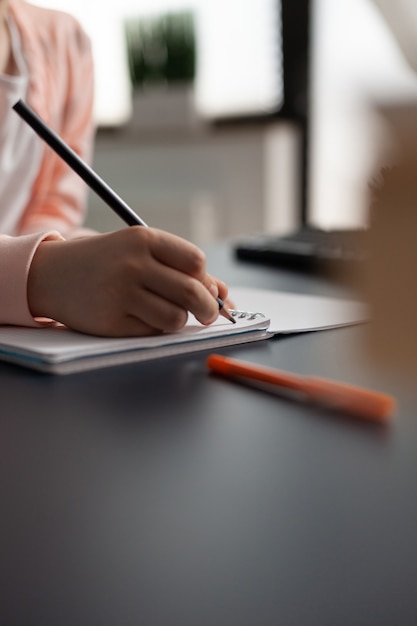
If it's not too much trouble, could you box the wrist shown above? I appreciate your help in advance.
[27,239,62,320]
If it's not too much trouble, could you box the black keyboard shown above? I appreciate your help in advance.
[234,227,368,272]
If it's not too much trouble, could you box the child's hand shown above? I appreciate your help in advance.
[27,227,230,337]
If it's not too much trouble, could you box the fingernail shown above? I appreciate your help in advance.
[209,283,218,297]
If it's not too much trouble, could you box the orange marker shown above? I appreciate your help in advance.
[206,354,396,423]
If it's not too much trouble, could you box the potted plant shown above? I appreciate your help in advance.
[125,11,199,131]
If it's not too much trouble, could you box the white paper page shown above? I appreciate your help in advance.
[0,309,270,364]
[0,288,367,371]
[228,287,368,334]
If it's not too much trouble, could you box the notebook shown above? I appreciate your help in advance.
[0,287,367,375]
[0,308,270,375]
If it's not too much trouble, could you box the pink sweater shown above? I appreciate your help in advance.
[0,0,95,327]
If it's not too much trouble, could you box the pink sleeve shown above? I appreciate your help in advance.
[0,231,63,327]
[17,13,96,238]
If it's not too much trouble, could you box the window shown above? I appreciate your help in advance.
[309,0,417,228]
[34,0,282,125]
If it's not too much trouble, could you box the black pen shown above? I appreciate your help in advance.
[13,99,235,324]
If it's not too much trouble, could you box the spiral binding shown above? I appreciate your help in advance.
[228,310,265,320]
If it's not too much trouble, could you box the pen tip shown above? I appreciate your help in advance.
[216,296,236,323]
[222,308,237,324]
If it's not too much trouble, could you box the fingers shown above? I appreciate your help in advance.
[128,287,189,332]
[145,230,231,311]
[206,275,235,309]
[207,275,228,302]
[146,228,208,280]
[127,228,220,325]
[140,263,219,326]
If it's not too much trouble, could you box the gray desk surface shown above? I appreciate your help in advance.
[1,244,416,626]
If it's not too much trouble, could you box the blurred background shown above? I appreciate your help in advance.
[34,0,417,246]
